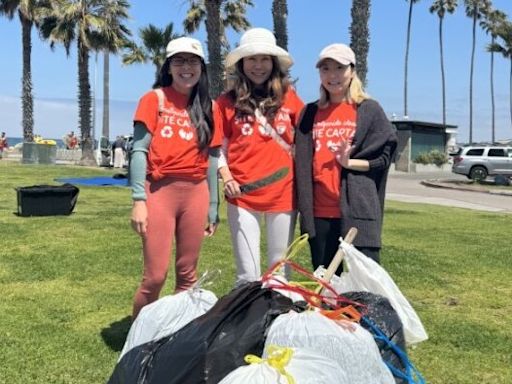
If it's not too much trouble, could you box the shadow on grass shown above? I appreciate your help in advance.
[101,316,131,351]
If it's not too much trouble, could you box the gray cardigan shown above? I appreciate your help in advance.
[294,99,398,248]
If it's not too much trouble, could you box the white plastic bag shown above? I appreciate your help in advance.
[119,288,217,360]
[219,346,348,384]
[315,242,428,345]
[264,311,395,384]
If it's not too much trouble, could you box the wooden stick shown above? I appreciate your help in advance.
[322,227,358,285]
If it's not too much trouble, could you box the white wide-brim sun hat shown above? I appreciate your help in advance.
[225,28,293,70]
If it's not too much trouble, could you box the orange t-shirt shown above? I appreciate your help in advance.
[216,88,304,212]
[133,86,222,181]
[312,102,357,218]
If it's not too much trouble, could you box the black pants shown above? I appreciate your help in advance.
[308,217,381,275]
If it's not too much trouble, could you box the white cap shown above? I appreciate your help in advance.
[166,37,205,59]
[316,43,356,67]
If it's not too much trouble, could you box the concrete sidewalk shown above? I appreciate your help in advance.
[386,171,512,213]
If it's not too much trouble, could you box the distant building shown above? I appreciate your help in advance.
[391,120,457,172]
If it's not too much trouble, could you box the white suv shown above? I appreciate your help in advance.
[452,146,512,180]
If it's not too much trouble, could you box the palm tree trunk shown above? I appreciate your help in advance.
[350,0,371,87]
[205,0,223,98]
[272,0,288,50]
[490,37,495,144]
[404,1,414,117]
[509,59,512,130]
[469,10,476,144]
[77,37,95,165]
[20,14,34,142]
[439,16,446,128]
[102,51,110,140]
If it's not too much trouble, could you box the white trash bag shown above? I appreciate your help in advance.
[219,345,348,384]
[314,242,428,345]
[264,311,395,384]
[119,288,217,360]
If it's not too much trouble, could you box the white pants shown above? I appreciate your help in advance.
[227,203,296,286]
[114,148,125,168]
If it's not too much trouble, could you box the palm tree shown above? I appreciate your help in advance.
[403,0,421,118]
[98,0,131,144]
[39,0,130,165]
[464,0,492,144]
[350,0,371,86]
[0,0,48,143]
[102,51,109,139]
[480,8,507,143]
[122,23,181,83]
[184,0,253,98]
[272,0,288,50]
[489,20,512,130]
[429,0,457,128]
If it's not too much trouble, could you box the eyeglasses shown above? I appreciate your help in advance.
[170,57,202,66]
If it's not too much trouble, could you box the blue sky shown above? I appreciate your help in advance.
[1,0,512,143]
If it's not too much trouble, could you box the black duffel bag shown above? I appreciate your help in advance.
[16,183,79,216]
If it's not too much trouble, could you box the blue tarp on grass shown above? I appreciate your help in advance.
[55,176,129,187]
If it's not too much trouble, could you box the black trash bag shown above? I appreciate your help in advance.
[344,291,407,384]
[108,282,296,384]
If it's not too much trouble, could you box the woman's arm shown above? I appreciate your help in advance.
[129,122,151,235]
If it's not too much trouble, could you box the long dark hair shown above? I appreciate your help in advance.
[153,58,213,151]
[228,56,289,124]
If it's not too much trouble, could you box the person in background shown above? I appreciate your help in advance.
[113,135,126,168]
[295,43,397,271]
[65,131,78,149]
[0,132,8,159]
[129,37,222,319]
[216,28,304,286]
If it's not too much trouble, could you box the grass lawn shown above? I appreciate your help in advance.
[1,161,511,383]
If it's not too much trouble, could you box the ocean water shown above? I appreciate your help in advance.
[7,137,66,148]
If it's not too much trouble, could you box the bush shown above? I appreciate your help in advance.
[413,150,449,167]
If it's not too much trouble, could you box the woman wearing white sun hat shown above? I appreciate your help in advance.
[295,43,397,270]
[129,37,223,319]
[216,28,304,286]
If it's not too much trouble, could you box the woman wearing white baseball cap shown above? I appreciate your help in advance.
[128,37,223,319]
[216,28,304,286]
[295,43,397,270]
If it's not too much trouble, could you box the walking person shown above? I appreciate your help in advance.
[129,37,222,319]
[295,43,397,270]
[113,136,126,168]
[0,132,7,159]
[216,28,304,286]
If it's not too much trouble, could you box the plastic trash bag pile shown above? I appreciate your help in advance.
[109,234,428,384]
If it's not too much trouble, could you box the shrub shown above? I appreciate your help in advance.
[413,150,449,167]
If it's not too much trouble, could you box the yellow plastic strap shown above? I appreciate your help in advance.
[282,234,309,261]
[244,346,296,384]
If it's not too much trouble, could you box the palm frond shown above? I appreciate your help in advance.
[183,3,205,33]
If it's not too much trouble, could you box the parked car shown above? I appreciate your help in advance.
[452,146,512,180]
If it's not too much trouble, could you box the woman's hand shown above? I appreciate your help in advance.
[223,179,242,198]
[131,200,148,236]
[204,222,219,237]
[329,140,354,168]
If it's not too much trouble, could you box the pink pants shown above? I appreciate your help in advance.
[133,177,208,318]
